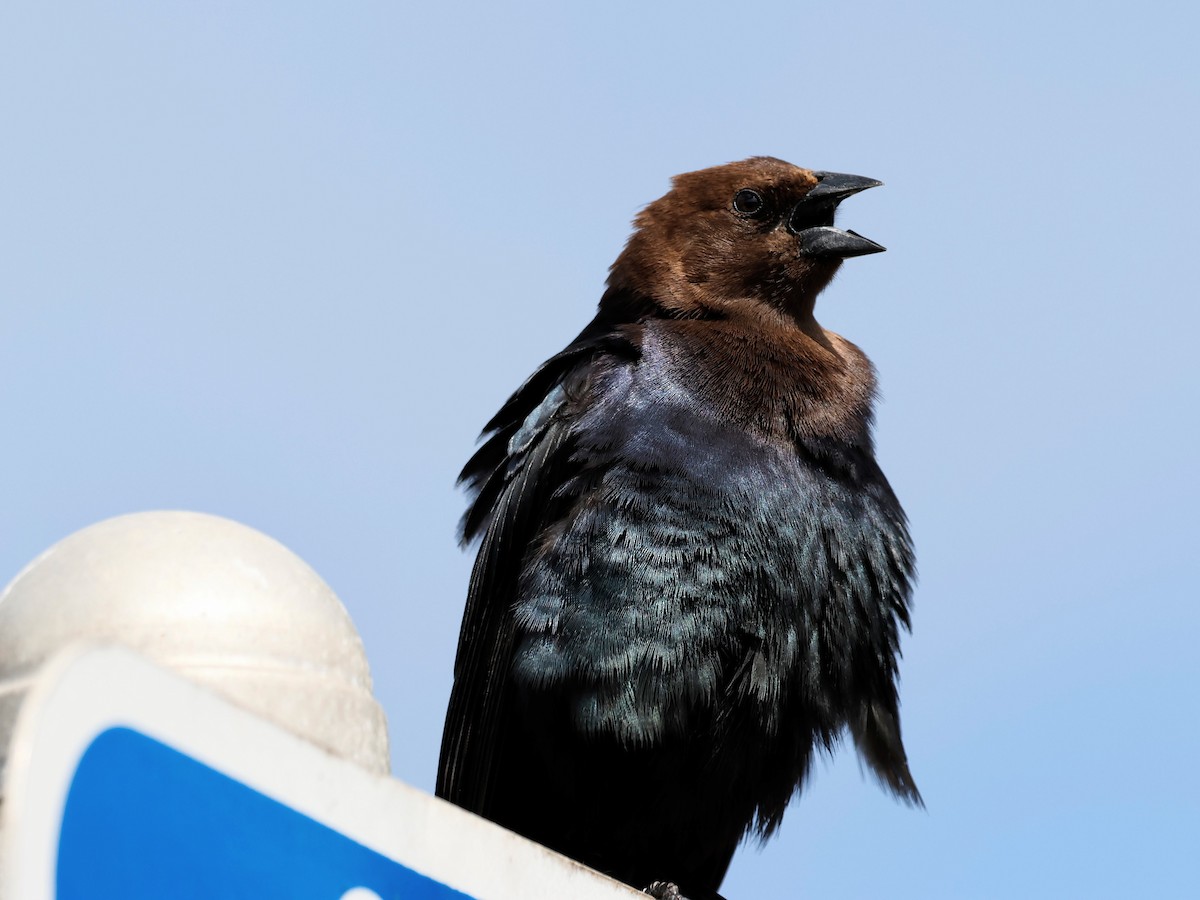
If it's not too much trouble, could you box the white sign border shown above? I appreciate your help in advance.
[0,644,638,900]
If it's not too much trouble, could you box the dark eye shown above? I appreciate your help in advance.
[732,189,764,216]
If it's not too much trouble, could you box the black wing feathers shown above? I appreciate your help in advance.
[456,294,644,544]
[438,422,574,810]
[437,310,640,811]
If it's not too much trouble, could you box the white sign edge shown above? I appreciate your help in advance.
[0,643,639,900]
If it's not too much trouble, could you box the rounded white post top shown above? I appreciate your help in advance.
[0,511,389,777]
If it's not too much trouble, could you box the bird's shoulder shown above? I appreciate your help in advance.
[459,308,891,532]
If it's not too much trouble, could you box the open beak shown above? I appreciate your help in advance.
[792,171,885,259]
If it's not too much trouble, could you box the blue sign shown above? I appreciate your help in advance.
[57,726,472,900]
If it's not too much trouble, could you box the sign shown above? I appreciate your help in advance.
[0,646,634,900]
[57,726,463,899]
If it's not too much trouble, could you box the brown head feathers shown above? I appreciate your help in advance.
[597,157,887,445]
[606,157,882,327]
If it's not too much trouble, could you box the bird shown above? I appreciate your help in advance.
[436,157,920,900]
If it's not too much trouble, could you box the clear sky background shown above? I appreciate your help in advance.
[2,2,1197,897]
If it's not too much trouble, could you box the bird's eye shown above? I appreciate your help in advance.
[732,189,764,216]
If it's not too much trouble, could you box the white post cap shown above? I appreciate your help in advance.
[0,511,389,779]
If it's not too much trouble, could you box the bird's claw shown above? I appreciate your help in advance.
[643,882,688,900]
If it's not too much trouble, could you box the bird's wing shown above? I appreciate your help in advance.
[436,314,639,813]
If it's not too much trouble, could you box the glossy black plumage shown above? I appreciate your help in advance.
[437,158,919,899]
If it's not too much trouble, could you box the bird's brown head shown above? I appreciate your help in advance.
[607,157,883,323]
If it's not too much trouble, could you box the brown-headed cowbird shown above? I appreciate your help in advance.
[437,157,919,900]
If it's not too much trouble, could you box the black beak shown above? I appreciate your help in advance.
[795,227,886,258]
[805,171,883,203]
[792,171,885,259]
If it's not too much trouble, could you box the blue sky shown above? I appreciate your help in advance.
[2,2,1197,896]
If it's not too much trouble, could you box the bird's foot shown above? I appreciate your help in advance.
[643,883,687,900]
